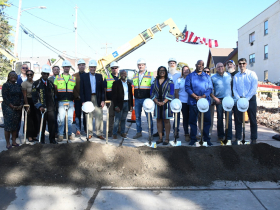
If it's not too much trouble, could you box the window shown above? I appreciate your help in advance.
[249,54,255,64]
[264,70,268,81]
[249,32,255,43]
[264,45,268,59]
[264,20,268,35]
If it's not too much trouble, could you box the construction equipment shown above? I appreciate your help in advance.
[105,100,111,144]
[82,101,95,142]
[196,98,209,147]
[23,105,30,144]
[143,99,156,148]
[64,103,70,143]
[221,96,234,146]
[237,98,250,145]
[38,108,47,143]
[95,18,183,75]
[170,99,182,146]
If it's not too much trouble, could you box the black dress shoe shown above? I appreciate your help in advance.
[156,139,163,144]
[51,141,58,144]
[41,142,45,144]
[163,141,169,145]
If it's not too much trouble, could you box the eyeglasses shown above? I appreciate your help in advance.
[204,71,210,73]
[22,67,28,70]
[239,62,246,65]
[111,67,118,69]
[26,74,33,76]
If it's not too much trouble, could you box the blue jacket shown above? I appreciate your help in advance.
[80,73,105,107]
[185,71,213,105]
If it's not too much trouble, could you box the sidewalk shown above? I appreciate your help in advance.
[1,181,279,209]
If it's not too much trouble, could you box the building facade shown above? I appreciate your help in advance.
[238,0,280,82]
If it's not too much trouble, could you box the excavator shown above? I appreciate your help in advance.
[95,18,183,76]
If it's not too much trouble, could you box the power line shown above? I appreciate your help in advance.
[10,3,73,31]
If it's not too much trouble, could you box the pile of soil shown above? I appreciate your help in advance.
[0,142,280,187]
[257,106,280,132]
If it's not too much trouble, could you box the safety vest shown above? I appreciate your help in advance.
[56,74,76,101]
[133,71,152,99]
[104,74,115,92]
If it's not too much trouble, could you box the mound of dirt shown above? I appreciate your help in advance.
[0,143,280,187]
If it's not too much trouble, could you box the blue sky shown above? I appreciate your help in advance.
[5,0,277,70]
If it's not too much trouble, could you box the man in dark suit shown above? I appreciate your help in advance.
[80,60,105,139]
[112,70,133,139]
[17,64,28,85]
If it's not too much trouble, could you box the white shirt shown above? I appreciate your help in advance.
[175,77,188,103]
[122,80,129,100]
[21,74,27,82]
[90,73,96,93]
[42,79,47,86]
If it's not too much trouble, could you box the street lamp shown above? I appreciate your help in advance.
[14,0,47,57]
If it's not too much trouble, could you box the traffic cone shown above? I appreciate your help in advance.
[127,85,136,123]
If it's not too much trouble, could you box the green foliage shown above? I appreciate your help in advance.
[51,58,56,64]
[0,0,13,77]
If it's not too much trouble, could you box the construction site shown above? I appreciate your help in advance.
[1,0,280,209]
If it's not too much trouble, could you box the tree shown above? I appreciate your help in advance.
[0,0,13,77]
[51,58,56,64]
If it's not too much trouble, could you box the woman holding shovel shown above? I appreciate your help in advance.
[21,70,39,142]
[2,71,24,149]
[150,66,174,145]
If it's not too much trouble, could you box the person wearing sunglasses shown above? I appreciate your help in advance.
[233,58,258,144]
[211,63,232,143]
[104,61,119,137]
[17,64,29,85]
[21,70,39,142]
[196,67,214,139]
[185,60,213,146]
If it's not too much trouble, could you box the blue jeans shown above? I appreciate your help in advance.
[216,101,232,139]
[189,104,211,143]
[74,100,86,132]
[57,101,74,136]
[113,101,129,135]
[235,95,258,140]
[135,98,153,134]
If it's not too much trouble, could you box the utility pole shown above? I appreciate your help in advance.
[101,42,112,56]
[14,0,22,57]
[74,5,78,71]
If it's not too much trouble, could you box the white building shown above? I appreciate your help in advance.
[238,0,280,82]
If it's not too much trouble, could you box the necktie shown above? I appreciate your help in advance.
[45,81,47,85]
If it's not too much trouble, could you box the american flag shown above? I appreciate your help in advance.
[180,30,218,48]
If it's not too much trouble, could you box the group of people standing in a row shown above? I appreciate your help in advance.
[2,56,258,149]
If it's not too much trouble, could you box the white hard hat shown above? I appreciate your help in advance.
[41,64,51,73]
[168,58,177,63]
[237,98,249,112]
[110,61,119,68]
[62,60,71,67]
[137,58,146,65]
[77,59,86,65]
[82,101,95,113]
[89,59,97,67]
[197,98,209,113]
[143,98,155,113]
[170,99,182,113]
[222,96,234,112]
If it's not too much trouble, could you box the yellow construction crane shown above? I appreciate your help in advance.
[96,18,183,74]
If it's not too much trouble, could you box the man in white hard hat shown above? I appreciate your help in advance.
[54,60,76,142]
[211,62,233,142]
[104,61,119,137]
[132,58,154,139]
[80,60,105,139]
[73,59,86,137]
[32,65,57,144]
[185,60,213,146]
[233,58,258,144]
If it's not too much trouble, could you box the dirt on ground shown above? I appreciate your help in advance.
[257,106,280,133]
[0,142,280,188]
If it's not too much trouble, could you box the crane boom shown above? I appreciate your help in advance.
[96,18,182,74]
